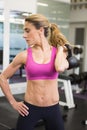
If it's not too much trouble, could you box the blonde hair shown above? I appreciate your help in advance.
[25,14,70,48]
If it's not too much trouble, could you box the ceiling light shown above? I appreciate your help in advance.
[37,2,48,7]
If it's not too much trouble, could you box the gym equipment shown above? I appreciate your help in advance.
[65,44,80,69]
[58,74,75,109]
[68,73,82,93]
[69,72,87,94]
[73,46,83,55]
[67,56,80,69]
[69,73,81,85]
[64,44,72,58]
[72,45,83,75]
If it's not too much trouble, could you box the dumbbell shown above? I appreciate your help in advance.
[65,44,80,69]
[73,47,83,55]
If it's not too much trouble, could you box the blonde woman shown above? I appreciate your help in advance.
[0,14,69,130]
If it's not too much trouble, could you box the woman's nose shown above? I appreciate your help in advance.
[23,33,27,38]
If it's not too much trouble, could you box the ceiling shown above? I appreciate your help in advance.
[0,0,70,9]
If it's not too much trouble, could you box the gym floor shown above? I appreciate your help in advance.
[0,94,87,130]
[0,74,87,130]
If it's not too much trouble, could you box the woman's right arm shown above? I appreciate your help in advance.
[55,46,69,72]
[0,51,29,116]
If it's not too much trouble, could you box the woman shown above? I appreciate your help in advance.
[0,14,69,130]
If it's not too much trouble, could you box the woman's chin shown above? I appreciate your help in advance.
[29,44,35,48]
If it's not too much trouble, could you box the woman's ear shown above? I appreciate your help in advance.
[39,27,44,35]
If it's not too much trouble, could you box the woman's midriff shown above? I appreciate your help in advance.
[24,79,59,107]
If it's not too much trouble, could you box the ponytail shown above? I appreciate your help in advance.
[49,23,70,48]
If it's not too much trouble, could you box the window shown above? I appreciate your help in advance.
[75,28,84,45]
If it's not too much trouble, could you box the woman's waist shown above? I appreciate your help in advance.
[26,81,58,97]
[24,97,59,107]
[24,89,59,107]
[23,100,59,108]
[24,79,59,106]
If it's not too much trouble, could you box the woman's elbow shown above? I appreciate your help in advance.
[0,74,7,86]
[55,66,65,72]
[55,61,69,72]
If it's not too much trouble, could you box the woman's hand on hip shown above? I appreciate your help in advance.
[12,101,29,116]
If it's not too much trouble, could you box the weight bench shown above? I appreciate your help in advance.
[58,74,75,109]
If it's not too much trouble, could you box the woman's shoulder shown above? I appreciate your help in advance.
[13,50,27,64]
[17,49,27,57]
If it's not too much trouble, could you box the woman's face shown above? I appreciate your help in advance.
[23,21,43,47]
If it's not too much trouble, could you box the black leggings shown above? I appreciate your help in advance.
[16,101,64,130]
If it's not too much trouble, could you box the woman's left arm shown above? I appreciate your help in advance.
[55,46,69,72]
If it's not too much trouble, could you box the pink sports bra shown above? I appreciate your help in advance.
[25,47,59,80]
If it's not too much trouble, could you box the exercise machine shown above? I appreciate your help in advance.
[58,74,75,109]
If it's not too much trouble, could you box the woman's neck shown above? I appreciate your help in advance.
[33,38,51,52]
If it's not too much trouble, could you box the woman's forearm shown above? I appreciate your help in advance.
[0,74,16,105]
[55,46,69,72]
